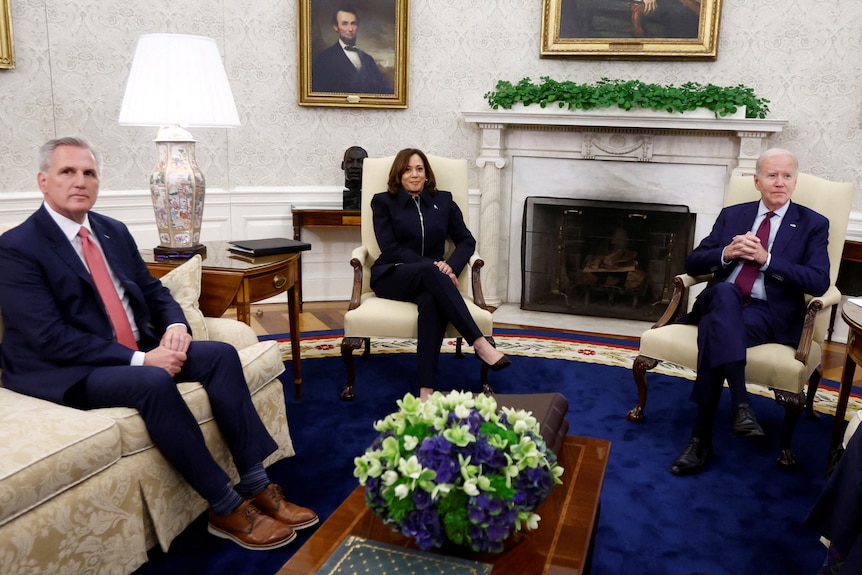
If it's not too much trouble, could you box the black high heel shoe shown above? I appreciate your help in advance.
[485,355,511,372]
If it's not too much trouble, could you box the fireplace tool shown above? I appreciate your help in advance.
[649,232,675,313]
[538,209,576,307]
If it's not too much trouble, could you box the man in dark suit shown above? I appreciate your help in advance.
[0,137,318,549]
[670,148,830,475]
[312,5,393,94]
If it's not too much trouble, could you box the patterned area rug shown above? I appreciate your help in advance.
[275,328,861,419]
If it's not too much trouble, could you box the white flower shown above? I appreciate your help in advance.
[517,512,541,531]
[381,470,398,486]
[394,484,410,499]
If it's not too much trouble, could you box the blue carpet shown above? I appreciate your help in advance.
[135,329,838,575]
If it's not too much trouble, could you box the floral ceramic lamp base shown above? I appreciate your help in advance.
[150,126,206,258]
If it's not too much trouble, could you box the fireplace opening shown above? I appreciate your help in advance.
[521,197,695,322]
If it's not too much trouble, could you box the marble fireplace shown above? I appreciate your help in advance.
[462,108,787,317]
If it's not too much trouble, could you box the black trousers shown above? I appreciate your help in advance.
[807,429,862,572]
[372,261,484,389]
[74,340,277,501]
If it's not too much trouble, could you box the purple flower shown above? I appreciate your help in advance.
[416,435,460,484]
[412,488,432,510]
[401,508,443,550]
[468,436,507,471]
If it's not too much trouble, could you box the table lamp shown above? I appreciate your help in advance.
[118,33,240,258]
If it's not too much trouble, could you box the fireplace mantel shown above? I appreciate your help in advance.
[462,108,787,134]
[462,108,787,306]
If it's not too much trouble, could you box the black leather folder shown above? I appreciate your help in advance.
[228,238,312,256]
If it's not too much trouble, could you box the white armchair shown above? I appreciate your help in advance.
[339,155,494,400]
[629,173,853,467]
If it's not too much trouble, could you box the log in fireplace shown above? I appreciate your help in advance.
[521,197,695,322]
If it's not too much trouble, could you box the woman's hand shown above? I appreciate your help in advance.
[435,261,459,288]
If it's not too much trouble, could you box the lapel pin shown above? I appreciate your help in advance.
[789,223,797,228]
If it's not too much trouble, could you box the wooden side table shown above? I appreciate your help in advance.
[142,241,304,399]
[831,300,862,461]
[291,208,361,308]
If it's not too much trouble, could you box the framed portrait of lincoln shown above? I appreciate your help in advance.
[541,0,722,59]
[298,0,408,108]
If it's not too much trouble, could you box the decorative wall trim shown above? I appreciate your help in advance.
[0,187,484,304]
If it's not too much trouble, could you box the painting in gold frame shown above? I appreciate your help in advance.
[298,0,408,108]
[0,0,14,69]
[541,0,722,59]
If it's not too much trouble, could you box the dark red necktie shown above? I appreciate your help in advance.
[734,211,774,303]
[79,227,138,350]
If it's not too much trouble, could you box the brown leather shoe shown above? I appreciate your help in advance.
[207,500,296,550]
[251,483,319,530]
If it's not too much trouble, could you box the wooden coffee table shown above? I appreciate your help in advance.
[277,435,610,575]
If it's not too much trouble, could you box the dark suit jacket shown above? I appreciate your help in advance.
[370,188,475,288]
[0,206,188,404]
[311,42,392,94]
[685,200,830,346]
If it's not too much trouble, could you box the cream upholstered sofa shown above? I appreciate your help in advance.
[0,253,294,575]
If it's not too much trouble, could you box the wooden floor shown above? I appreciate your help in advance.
[228,300,860,385]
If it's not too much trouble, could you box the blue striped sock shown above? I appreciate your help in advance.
[235,463,270,497]
[210,485,244,517]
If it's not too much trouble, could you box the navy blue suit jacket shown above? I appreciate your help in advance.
[0,207,188,403]
[311,42,392,94]
[685,200,830,346]
[370,188,475,288]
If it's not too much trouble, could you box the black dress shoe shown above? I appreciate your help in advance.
[670,437,712,476]
[732,404,765,437]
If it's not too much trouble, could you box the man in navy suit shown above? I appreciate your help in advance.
[311,5,393,94]
[0,137,318,549]
[670,148,830,475]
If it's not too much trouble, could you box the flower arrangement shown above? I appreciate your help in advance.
[354,391,564,553]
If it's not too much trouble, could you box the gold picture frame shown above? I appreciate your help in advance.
[0,0,14,69]
[298,0,408,108]
[541,0,722,59]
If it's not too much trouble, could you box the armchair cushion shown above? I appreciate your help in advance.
[158,254,209,340]
[344,292,492,339]
[639,323,822,394]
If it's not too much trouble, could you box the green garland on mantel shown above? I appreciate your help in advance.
[484,77,770,119]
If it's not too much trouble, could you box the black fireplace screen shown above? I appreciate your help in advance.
[521,197,695,322]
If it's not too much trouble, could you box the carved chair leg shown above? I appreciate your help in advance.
[340,337,365,401]
[805,366,822,420]
[629,355,659,423]
[455,337,464,359]
[362,337,371,358]
[774,388,805,469]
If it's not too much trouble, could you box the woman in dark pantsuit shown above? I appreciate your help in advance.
[370,149,510,401]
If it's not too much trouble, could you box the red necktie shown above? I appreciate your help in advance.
[78,227,138,350]
[734,211,774,303]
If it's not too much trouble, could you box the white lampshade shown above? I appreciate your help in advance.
[119,33,240,128]
[119,33,240,257]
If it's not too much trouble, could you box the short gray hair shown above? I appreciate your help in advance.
[38,137,101,174]
[755,148,798,175]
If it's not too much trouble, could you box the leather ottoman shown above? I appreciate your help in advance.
[494,392,570,455]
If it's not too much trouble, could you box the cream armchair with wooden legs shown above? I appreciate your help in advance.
[629,173,853,468]
[340,155,495,400]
